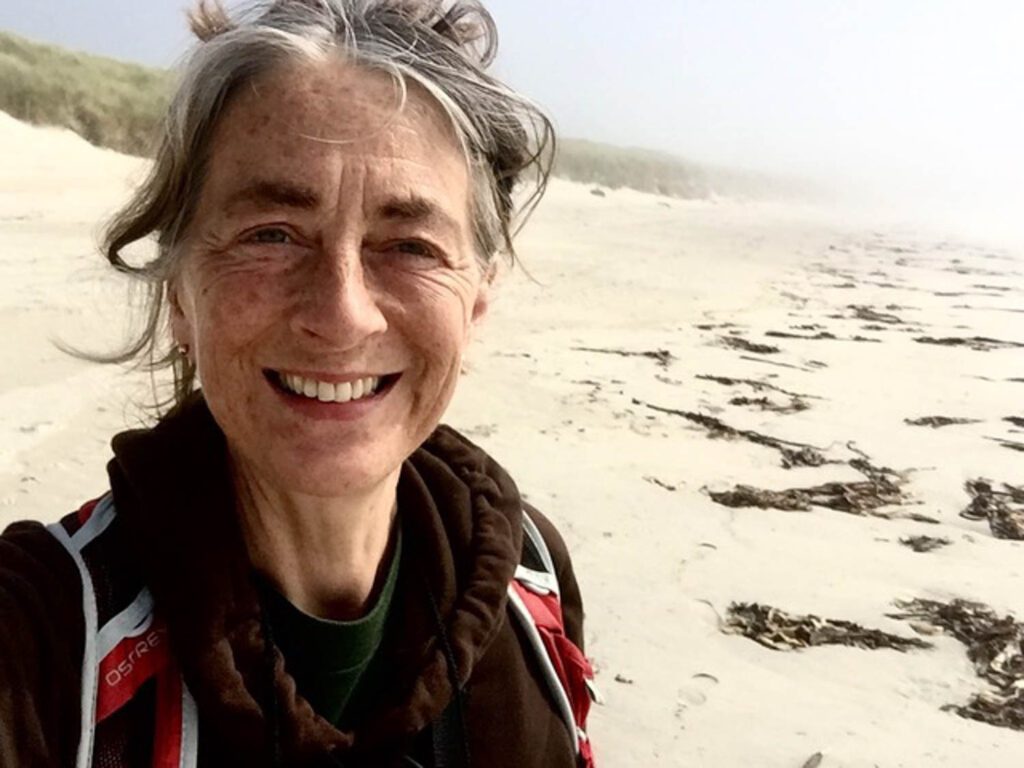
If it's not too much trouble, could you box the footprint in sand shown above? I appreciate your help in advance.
[677,672,720,710]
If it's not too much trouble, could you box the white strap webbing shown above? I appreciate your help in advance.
[96,587,155,662]
[180,684,200,768]
[516,510,561,596]
[70,495,116,549]
[506,584,580,756]
[509,509,580,754]
[46,517,102,768]
[521,510,557,577]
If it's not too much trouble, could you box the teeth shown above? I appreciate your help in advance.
[279,373,382,404]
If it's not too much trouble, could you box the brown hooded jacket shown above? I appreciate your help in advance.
[0,396,586,767]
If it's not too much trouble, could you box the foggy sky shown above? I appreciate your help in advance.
[2,0,1022,238]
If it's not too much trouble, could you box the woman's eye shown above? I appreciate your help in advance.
[246,228,294,245]
[390,240,436,259]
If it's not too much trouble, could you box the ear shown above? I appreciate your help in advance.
[470,261,498,326]
[167,277,194,349]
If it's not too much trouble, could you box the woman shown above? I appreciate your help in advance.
[0,1,594,766]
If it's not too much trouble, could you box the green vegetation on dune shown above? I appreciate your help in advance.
[554,138,711,199]
[0,31,171,156]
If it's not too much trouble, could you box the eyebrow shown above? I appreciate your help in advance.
[223,180,321,215]
[378,196,460,235]
[222,180,461,235]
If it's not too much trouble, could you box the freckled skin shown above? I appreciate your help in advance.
[171,57,490,499]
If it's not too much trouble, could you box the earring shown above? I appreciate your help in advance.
[177,343,191,358]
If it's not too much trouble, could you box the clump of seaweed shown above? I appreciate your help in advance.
[915,336,1024,352]
[889,599,1024,731]
[904,416,982,428]
[634,399,829,468]
[961,480,1024,540]
[849,305,905,324]
[719,336,781,355]
[696,374,820,401]
[764,330,881,344]
[709,475,905,516]
[988,438,1024,454]
[571,346,675,369]
[899,535,952,553]
[724,603,931,652]
[729,395,809,415]
[708,458,909,517]
[765,330,837,340]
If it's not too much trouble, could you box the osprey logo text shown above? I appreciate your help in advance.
[96,622,171,723]
[103,630,163,687]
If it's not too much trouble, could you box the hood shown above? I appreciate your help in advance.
[107,394,523,766]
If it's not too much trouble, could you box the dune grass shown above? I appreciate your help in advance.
[553,138,712,199]
[0,31,171,156]
[0,29,729,199]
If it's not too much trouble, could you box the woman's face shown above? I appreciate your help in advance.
[171,58,489,497]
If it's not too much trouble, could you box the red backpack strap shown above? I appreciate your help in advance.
[508,512,597,767]
[47,495,199,768]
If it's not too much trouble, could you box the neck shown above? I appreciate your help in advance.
[233,458,400,621]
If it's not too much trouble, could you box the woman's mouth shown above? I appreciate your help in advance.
[265,370,401,404]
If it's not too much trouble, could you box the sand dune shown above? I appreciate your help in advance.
[2,113,1023,766]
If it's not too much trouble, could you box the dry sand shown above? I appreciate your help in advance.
[2,112,1023,767]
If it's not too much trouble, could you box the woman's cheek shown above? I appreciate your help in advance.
[200,249,299,306]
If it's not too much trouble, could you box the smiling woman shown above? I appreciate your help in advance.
[0,2,595,768]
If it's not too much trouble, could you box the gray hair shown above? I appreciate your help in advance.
[100,0,554,410]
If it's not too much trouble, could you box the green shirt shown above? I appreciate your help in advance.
[261,531,402,726]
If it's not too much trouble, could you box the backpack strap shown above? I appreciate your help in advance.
[46,497,110,768]
[47,495,199,768]
[508,511,597,767]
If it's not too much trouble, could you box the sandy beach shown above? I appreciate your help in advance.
[2,113,1023,767]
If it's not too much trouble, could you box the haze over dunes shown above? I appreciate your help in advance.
[0,30,796,201]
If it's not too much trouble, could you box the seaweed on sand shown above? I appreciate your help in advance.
[988,438,1024,453]
[695,374,819,401]
[719,336,781,355]
[961,480,1024,540]
[915,336,1024,352]
[728,395,810,415]
[849,305,905,324]
[724,603,931,652]
[899,535,952,553]
[633,400,828,468]
[889,599,1024,732]
[765,330,837,340]
[708,452,909,517]
[571,346,675,369]
[904,416,982,428]
[708,472,906,516]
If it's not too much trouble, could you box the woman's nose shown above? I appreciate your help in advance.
[290,248,388,346]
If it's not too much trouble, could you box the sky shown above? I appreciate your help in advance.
[2,0,1023,237]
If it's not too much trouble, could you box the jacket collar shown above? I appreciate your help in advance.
[107,394,522,765]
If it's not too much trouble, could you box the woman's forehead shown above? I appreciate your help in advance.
[205,57,468,214]
[208,57,467,183]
